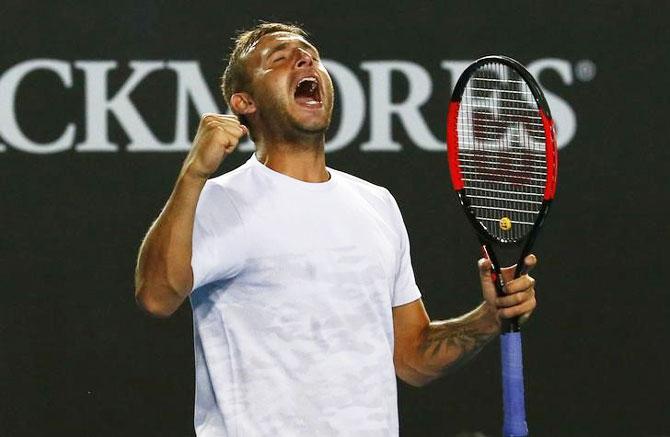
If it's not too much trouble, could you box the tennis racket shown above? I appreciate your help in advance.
[446,56,558,437]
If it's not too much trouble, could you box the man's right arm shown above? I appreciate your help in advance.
[134,114,247,317]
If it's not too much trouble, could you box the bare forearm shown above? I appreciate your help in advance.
[135,166,207,317]
[405,303,500,386]
[394,258,538,386]
[134,114,247,317]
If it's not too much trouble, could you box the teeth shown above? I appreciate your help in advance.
[298,77,317,85]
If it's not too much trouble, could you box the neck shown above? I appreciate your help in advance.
[254,137,329,183]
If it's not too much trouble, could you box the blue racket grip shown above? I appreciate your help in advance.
[501,331,528,437]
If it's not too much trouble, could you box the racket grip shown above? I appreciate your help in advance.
[500,331,529,437]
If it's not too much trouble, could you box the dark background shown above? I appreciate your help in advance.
[2,1,668,436]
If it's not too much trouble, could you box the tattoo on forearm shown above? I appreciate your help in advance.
[420,322,495,372]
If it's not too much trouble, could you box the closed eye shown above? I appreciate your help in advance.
[273,56,286,63]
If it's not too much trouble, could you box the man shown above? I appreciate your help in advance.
[135,22,537,436]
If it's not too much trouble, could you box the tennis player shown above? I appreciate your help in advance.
[135,22,537,436]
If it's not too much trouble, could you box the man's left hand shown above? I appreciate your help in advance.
[478,254,537,326]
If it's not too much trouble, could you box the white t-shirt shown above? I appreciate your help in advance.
[190,154,421,436]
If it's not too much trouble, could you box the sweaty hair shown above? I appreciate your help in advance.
[220,22,308,113]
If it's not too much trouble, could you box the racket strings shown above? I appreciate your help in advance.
[457,63,547,242]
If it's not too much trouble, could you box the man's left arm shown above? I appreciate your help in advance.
[392,255,537,387]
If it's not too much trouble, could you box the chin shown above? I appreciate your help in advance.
[289,110,332,135]
[293,119,330,136]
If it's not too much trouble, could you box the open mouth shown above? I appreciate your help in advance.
[293,76,322,107]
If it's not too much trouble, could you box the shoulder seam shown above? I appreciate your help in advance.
[208,162,254,186]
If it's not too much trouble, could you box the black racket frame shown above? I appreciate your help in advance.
[448,55,556,333]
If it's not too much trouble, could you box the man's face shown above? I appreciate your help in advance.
[243,32,334,139]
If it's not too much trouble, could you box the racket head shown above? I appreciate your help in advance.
[446,55,558,246]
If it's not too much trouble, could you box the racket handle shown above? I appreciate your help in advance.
[500,331,529,437]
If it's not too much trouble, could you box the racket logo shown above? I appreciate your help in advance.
[468,153,536,187]
[458,67,546,190]
[469,68,541,148]
[499,216,512,231]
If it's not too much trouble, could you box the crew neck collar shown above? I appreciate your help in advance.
[247,153,337,191]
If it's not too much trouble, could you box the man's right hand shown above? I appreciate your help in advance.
[136,113,248,317]
[183,113,248,179]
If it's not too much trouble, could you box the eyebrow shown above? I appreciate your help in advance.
[265,40,320,61]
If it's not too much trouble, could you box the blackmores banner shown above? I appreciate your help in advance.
[0,57,584,153]
[2,1,668,436]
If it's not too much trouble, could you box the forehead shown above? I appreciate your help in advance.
[245,32,318,59]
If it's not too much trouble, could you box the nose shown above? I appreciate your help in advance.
[295,48,314,69]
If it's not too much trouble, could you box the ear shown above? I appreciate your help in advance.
[230,92,256,116]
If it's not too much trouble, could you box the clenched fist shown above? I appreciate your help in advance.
[182,113,248,179]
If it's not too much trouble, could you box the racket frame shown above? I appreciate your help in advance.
[447,55,558,332]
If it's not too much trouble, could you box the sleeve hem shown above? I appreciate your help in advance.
[392,284,422,308]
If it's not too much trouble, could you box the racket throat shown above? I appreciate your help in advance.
[481,243,521,333]
[481,243,505,298]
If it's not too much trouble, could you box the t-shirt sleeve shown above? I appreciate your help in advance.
[385,190,422,307]
[191,181,247,292]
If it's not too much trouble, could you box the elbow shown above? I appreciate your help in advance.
[396,369,435,388]
[394,357,438,388]
[135,286,179,318]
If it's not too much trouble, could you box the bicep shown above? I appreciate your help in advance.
[392,298,430,383]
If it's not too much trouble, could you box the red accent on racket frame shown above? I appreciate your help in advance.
[540,109,558,200]
[481,245,498,282]
[447,101,464,191]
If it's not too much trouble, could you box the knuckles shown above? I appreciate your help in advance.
[498,298,536,319]
[505,275,535,294]
[200,113,218,124]
[200,113,240,127]
[527,276,536,289]
[493,280,537,320]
